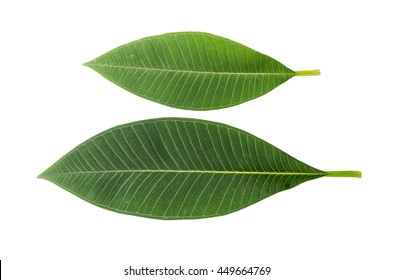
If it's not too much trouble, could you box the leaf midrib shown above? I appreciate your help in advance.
[44,169,326,176]
[85,63,295,76]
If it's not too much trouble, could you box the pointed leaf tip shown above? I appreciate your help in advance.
[37,170,47,179]
[83,32,309,110]
[37,118,334,219]
[82,61,91,67]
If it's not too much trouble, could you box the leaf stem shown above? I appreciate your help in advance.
[295,69,321,76]
[326,170,362,178]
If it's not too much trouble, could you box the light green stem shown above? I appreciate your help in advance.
[295,69,321,76]
[326,170,362,178]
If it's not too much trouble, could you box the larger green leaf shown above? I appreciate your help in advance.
[38,118,361,219]
[84,32,319,110]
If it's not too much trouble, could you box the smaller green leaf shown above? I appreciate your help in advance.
[84,32,319,110]
[38,118,361,220]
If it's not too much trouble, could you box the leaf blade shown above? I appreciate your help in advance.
[84,32,300,110]
[39,118,332,219]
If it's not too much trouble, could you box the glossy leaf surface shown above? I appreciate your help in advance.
[84,32,319,110]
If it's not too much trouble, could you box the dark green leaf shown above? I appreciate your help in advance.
[84,32,319,110]
[38,118,360,219]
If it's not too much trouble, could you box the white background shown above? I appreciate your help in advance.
[1,0,393,279]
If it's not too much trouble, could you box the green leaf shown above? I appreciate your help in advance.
[38,118,361,219]
[84,32,319,110]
